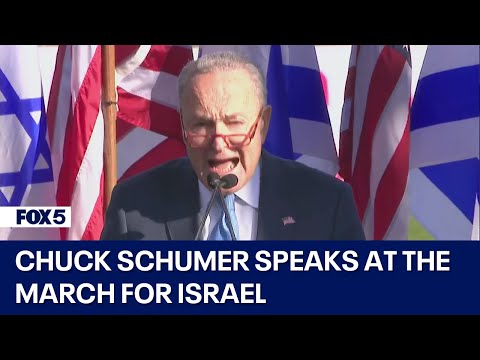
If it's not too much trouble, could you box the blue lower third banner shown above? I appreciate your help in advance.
[0,241,479,315]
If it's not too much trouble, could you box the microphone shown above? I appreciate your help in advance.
[217,174,239,241]
[220,174,238,189]
[194,172,223,240]
[194,172,239,240]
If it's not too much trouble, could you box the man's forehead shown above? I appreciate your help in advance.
[190,111,251,120]
[186,89,259,116]
[181,71,260,116]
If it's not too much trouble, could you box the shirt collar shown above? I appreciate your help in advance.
[235,162,260,208]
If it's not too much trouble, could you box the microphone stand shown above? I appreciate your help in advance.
[194,180,223,240]
[194,173,239,241]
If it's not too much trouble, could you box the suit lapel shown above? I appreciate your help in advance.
[256,151,293,240]
[164,161,200,240]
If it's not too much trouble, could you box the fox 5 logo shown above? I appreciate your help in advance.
[0,207,71,227]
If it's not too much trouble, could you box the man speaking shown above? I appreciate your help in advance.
[101,51,365,240]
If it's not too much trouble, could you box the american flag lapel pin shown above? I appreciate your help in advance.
[282,216,296,226]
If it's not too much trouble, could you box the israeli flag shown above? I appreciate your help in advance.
[0,45,59,240]
[199,45,338,176]
[410,45,479,240]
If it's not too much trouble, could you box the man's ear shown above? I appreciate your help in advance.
[179,112,188,144]
[260,105,272,144]
[179,112,185,130]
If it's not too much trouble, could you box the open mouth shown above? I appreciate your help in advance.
[208,158,239,175]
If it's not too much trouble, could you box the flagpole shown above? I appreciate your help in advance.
[101,45,117,215]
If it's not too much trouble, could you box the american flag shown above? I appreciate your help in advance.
[47,45,192,240]
[339,45,412,240]
[199,45,338,176]
[409,45,479,240]
[115,46,192,180]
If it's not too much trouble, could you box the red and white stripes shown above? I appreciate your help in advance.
[339,45,412,240]
[47,45,104,240]
[46,45,192,240]
[115,45,192,181]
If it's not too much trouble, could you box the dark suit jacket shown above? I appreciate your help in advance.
[101,151,366,240]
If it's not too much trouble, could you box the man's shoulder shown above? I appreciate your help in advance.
[264,151,347,192]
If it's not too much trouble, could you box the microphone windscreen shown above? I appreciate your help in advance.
[207,172,221,188]
[221,174,238,189]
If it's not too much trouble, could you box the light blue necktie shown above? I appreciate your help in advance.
[208,194,239,240]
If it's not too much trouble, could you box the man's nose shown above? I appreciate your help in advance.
[210,122,230,150]
[211,134,228,151]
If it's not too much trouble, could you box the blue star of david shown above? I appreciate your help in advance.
[0,68,54,206]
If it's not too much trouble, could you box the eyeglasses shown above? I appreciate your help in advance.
[182,108,263,149]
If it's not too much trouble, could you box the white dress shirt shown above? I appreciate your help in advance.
[198,165,260,240]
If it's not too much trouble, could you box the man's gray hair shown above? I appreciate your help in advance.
[177,50,267,108]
